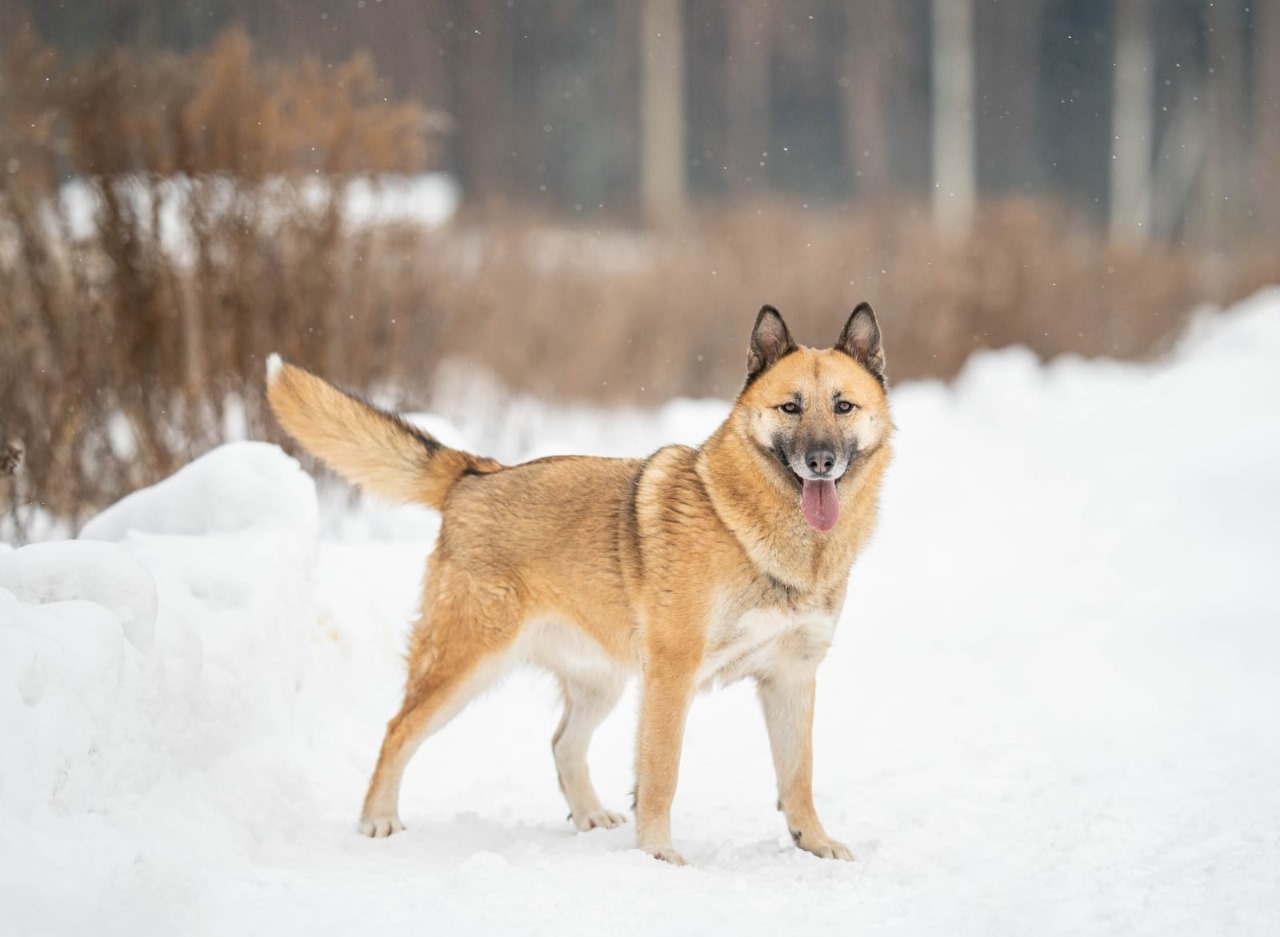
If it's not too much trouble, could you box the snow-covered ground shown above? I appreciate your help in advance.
[3,291,1279,936]
[42,174,458,265]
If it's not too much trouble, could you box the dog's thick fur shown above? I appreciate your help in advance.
[267,304,893,864]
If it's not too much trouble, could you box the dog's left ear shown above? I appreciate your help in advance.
[836,302,887,384]
[746,305,797,383]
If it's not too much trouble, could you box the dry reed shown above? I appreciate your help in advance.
[2,30,1276,539]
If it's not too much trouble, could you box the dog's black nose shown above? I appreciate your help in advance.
[806,450,836,476]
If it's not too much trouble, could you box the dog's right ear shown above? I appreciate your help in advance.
[746,305,797,384]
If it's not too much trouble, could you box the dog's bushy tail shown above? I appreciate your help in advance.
[265,355,502,509]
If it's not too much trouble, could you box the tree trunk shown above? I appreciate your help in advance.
[725,0,771,194]
[640,0,685,227]
[977,0,1043,193]
[1109,0,1154,242]
[843,2,898,201]
[1255,0,1280,236]
[0,0,34,37]
[932,0,975,234]
[1202,0,1247,249]
[452,0,512,212]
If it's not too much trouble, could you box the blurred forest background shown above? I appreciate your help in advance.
[1,0,1279,531]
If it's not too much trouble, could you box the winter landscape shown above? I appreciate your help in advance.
[2,289,1278,936]
[5,3,1280,934]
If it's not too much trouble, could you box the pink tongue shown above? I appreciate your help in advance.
[801,479,839,532]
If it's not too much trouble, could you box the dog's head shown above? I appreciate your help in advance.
[736,303,891,532]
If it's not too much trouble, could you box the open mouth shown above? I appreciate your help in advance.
[790,470,841,533]
[770,444,862,533]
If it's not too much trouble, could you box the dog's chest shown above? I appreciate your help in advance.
[698,601,837,687]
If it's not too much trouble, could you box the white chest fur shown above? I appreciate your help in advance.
[697,601,838,688]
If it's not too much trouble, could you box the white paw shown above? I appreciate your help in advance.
[359,815,405,838]
[642,845,687,866]
[574,809,628,832]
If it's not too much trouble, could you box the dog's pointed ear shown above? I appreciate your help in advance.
[747,305,797,383]
[836,302,887,383]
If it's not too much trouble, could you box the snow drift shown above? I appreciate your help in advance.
[2,291,1279,936]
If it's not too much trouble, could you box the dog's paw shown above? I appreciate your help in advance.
[359,815,405,838]
[573,809,628,832]
[641,845,687,866]
[791,830,853,862]
[811,839,854,862]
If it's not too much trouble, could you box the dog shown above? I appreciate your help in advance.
[266,303,893,865]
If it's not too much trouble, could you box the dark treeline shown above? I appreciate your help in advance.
[6,0,1279,243]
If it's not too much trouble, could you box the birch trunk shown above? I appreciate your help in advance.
[932,0,975,234]
[641,0,686,226]
[1110,0,1154,242]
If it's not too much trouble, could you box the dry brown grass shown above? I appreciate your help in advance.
[0,29,440,535]
[418,199,1274,403]
[2,30,1277,538]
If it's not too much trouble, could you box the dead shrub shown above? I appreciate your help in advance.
[415,199,1269,404]
[0,28,440,537]
[2,30,1276,539]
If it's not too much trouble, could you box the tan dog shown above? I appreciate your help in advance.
[267,304,893,865]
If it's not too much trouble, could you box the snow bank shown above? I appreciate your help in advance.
[75,439,321,712]
[0,589,125,814]
[0,541,157,650]
[80,441,317,544]
[1,436,328,935]
[2,290,1279,936]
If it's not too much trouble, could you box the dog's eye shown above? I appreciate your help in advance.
[835,400,857,414]
[779,402,801,414]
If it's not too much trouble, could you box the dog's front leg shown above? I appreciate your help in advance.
[634,653,697,865]
[757,671,853,861]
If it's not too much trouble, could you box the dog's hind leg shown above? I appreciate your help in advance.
[552,672,628,831]
[359,565,522,838]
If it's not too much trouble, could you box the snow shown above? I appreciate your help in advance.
[0,541,157,651]
[338,174,460,229]
[49,173,459,265]
[79,441,318,545]
[3,290,1280,935]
